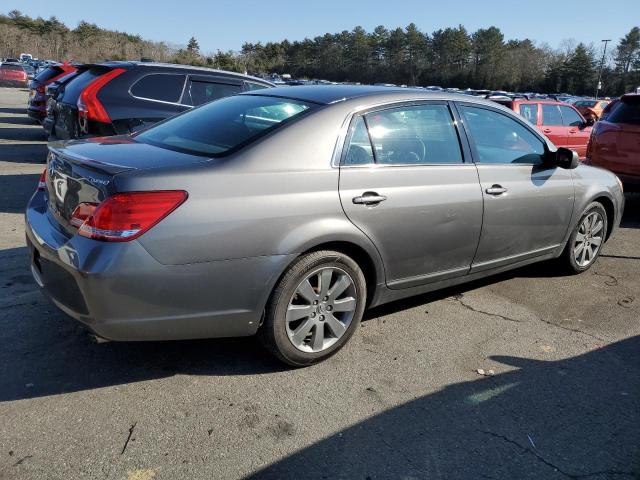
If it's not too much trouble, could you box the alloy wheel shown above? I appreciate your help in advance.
[285,267,358,353]
[573,211,604,267]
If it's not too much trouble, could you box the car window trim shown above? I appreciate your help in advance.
[181,77,245,107]
[452,100,550,166]
[128,71,187,105]
[337,100,470,168]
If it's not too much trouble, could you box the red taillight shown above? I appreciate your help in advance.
[37,169,47,190]
[77,68,125,124]
[76,191,188,242]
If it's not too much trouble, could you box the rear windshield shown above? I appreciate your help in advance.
[136,94,315,156]
[607,97,640,125]
[34,66,63,83]
[1,64,23,71]
[61,67,110,102]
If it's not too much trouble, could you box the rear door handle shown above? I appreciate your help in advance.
[485,185,508,195]
[353,192,387,205]
[542,128,552,134]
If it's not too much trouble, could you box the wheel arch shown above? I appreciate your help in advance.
[591,195,615,240]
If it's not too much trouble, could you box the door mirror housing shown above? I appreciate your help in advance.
[582,118,595,128]
[551,147,580,169]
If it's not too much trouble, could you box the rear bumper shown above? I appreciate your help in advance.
[25,190,293,341]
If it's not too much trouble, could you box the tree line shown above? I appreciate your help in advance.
[1,9,639,96]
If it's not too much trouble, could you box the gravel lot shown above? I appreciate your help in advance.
[1,87,639,480]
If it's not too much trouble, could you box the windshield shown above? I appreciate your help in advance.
[136,95,315,156]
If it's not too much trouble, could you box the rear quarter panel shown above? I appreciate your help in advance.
[115,104,384,279]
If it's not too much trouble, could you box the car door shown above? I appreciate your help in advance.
[338,102,483,288]
[540,103,568,148]
[560,105,590,159]
[457,103,574,271]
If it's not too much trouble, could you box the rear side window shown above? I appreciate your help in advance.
[130,74,186,103]
[136,95,314,156]
[560,106,583,126]
[519,104,538,124]
[607,98,640,125]
[364,104,463,165]
[460,105,545,165]
[542,104,563,126]
[185,80,241,106]
[245,81,269,91]
[343,116,374,166]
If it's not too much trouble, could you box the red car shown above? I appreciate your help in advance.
[586,93,640,191]
[27,62,77,122]
[492,98,593,159]
[0,62,28,87]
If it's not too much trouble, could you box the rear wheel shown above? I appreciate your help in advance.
[562,202,607,273]
[260,250,366,366]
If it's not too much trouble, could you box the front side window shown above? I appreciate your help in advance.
[460,105,545,165]
[130,74,186,103]
[363,104,463,165]
[185,81,242,106]
[542,104,563,126]
[136,95,314,156]
[519,104,538,124]
[560,106,584,127]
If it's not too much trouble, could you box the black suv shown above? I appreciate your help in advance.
[44,61,274,140]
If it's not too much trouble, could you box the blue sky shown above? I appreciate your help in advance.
[10,0,640,53]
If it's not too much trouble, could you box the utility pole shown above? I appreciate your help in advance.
[595,39,611,99]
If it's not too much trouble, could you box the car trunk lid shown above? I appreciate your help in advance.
[46,137,207,236]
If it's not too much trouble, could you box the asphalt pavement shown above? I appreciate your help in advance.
[0,87,639,480]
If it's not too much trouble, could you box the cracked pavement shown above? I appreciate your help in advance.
[1,87,639,480]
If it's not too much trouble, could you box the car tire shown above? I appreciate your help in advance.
[260,250,367,367]
[561,202,608,274]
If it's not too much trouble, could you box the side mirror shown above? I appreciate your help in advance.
[554,147,580,169]
[584,118,595,127]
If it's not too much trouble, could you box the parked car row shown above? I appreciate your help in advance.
[28,61,273,139]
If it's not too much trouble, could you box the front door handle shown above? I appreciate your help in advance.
[486,185,508,195]
[353,191,387,205]
[542,128,552,134]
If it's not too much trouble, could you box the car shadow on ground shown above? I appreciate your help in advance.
[0,115,39,126]
[0,143,47,164]
[0,174,40,213]
[248,335,640,479]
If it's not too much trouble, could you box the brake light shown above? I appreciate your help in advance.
[77,68,125,124]
[37,169,47,190]
[76,191,188,242]
[36,85,45,94]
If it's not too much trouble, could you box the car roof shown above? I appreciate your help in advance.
[242,84,498,106]
[91,61,274,85]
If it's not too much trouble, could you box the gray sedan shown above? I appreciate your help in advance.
[26,86,624,365]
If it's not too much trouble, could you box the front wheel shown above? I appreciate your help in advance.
[260,250,367,366]
[561,202,607,273]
